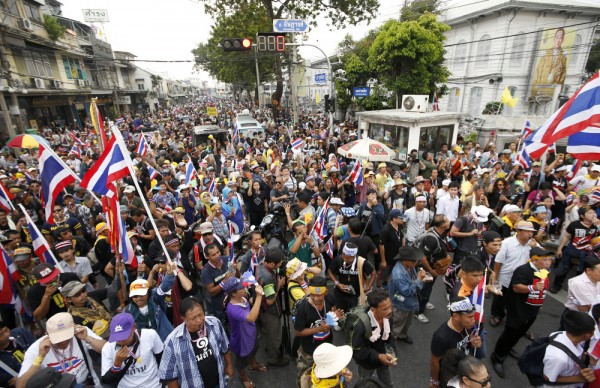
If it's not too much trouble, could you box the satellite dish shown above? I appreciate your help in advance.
[403,96,415,110]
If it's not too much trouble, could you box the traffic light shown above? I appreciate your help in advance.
[221,38,253,52]
[324,94,335,112]
[256,32,286,52]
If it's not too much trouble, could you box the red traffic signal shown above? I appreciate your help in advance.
[256,32,286,52]
[221,38,253,52]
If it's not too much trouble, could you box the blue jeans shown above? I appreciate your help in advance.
[418,276,437,314]
[553,244,586,288]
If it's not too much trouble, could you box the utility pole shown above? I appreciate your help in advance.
[289,10,299,124]
[254,45,261,108]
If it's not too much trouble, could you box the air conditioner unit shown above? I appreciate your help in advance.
[34,78,45,89]
[20,18,32,31]
[77,79,85,87]
[401,95,429,112]
[51,80,62,89]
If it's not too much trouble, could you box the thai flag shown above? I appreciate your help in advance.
[471,274,486,328]
[228,222,235,265]
[321,160,326,172]
[567,159,583,179]
[526,72,600,159]
[0,245,25,316]
[516,147,531,169]
[39,143,76,223]
[312,198,330,241]
[115,118,124,125]
[148,166,159,181]
[486,157,496,166]
[69,144,81,158]
[325,237,334,258]
[207,179,216,195]
[522,120,533,140]
[348,160,363,186]
[592,189,600,204]
[567,124,600,160]
[0,181,14,213]
[291,138,304,150]
[67,130,86,146]
[80,136,129,197]
[547,143,556,155]
[185,160,198,185]
[136,135,148,157]
[19,204,58,266]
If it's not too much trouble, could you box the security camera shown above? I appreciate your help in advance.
[335,69,346,76]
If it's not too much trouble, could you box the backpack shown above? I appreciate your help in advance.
[518,333,586,386]
[342,306,372,349]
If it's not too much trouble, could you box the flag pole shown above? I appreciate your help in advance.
[110,126,173,265]
[17,204,62,272]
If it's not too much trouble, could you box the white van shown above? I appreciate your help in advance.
[236,114,265,139]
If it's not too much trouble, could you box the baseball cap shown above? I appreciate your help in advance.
[13,246,32,261]
[330,197,344,206]
[196,222,213,234]
[46,312,74,344]
[592,165,600,172]
[108,312,135,343]
[60,281,86,298]
[532,162,542,167]
[389,209,403,220]
[129,279,149,297]
[442,179,451,186]
[32,263,60,285]
[119,205,129,213]
[221,277,245,294]
[123,185,135,194]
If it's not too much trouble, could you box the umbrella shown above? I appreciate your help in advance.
[337,137,396,162]
[6,134,46,149]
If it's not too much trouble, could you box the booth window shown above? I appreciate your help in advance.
[419,125,453,156]
[369,124,409,160]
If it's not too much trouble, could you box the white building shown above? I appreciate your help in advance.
[440,0,600,118]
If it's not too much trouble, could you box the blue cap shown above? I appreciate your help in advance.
[389,209,403,220]
[533,205,547,214]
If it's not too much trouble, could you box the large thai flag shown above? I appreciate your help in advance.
[348,160,363,186]
[148,166,159,181]
[136,134,148,157]
[522,120,533,140]
[516,147,531,169]
[80,136,129,196]
[526,72,600,159]
[185,160,198,185]
[19,204,58,266]
[291,138,304,151]
[39,143,76,223]
[567,124,600,160]
[0,181,14,212]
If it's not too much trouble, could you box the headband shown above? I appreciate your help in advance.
[530,255,553,261]
[448,299,475,313]
[309,286,327,295]
[342,245,358,257]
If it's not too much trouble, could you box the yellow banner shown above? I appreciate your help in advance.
[207,107,217,116]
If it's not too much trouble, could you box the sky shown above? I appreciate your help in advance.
[59,0,402,84]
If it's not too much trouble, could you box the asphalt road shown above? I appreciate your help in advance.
[227,274,572,388]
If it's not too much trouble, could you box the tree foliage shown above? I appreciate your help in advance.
[586,39,600,74]
[400,0,440,22]
[43,15,66,41]
[192,3,275,100]
[368,14,450,100]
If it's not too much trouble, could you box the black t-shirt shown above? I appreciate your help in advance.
[567,220,599,251]
[379,223,403,263]
[189,330,219,388]
[329,256,374,292]
[292,294,336,355]
[27,273,79,318]
[452,216,480,253]
[431,321,474,357]
[422,233,448,262]
[0,339,26,386]
[339,236,377,260]
[506,262,548,321]
[200,258,228,316]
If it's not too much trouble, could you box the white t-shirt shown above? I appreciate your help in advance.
[100,329,164,388]
[19,328,102,386]
[543,331,585,388]
[404,207,432,243]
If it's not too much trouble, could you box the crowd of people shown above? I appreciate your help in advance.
[1,100,600,388]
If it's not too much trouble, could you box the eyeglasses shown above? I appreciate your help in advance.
[71,289,87,298]
[464,374,492,386]
[276,181,282,184]
[202,232,212,236]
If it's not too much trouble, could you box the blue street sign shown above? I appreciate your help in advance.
[353,87,370,98]
[315,73,327,84]
[273,19,309,33]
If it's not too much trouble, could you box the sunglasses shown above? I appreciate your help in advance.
[71,289,87,298]
[465,374,492,386]
[202,232,212,236]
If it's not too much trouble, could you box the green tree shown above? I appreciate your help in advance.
[195,0,380,116]
[43,15,66,41]
[400,0,440,22]
[368,14,450,104]
[586,38,600,74]
[192,3,275,103]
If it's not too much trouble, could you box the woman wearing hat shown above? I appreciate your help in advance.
[223,277,267,388]
[307,343,352,388]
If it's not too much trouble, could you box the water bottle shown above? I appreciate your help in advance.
[393,293,405,302]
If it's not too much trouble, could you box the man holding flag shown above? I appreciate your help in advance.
[490,247,555,378]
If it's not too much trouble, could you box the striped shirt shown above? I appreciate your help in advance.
[158,316,230,388]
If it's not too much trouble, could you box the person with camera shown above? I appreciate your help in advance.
[289,220,322,268]
[328,243,375,311]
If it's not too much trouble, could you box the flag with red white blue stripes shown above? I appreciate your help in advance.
[80,136,129,196]
[39,143,76,223]
[567,160,583,180]
[348,160,363,186]
[0,245,25,315]
[312,198,330,241]
[522,120,533,140]
[148,166,159,181]
[136,134,149,157]
[20,204,58,265]
[0,181,14,213]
